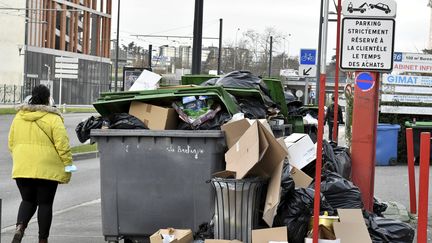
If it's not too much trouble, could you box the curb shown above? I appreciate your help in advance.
[72,151,99,161]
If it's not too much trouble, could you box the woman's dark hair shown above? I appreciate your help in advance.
[30,85,50,105]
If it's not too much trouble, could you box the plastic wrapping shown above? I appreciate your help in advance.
[75,116,104,143]
[177,111,231,130]
[273,188,334,243]
[237,98,267,119]
[373,198,388,217]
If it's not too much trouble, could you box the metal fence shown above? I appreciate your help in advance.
[0,84,22,104]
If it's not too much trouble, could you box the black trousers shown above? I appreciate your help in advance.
[328,122,339,141]
[15,178,58,239]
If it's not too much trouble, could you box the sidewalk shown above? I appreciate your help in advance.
[1,200,105,243]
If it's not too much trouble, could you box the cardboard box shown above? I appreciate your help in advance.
[205,240,242,243]
[222,119,287,179]
[332,209,372,243]
[284,133,316,169]
[150,228,193,243]
[252,227,288,243]
[290,166,313,188]
[305,209,371,243]
[129,101,178,130]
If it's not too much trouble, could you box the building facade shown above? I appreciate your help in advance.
[1,0,112,104]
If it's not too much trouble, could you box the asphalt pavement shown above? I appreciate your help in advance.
[1,118,431,242]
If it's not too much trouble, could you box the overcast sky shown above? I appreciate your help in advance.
[111,0,431,62]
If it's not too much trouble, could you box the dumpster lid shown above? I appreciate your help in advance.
[90,129,224,138]
[405,121,432,128]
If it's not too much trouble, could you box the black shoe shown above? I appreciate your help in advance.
[11,224,25,243]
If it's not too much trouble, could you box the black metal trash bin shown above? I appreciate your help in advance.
[211,177,267,243]
[91,129,226,242]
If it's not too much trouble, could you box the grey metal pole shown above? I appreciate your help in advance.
[315,0,324,104]
[114,0,120,92]
[268,36,273,77]
[192,0,203,74]
[217,18,223,75]
[148,44,152,70]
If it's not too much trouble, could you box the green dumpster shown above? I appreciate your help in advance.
[262,78,288,117]
[181,75,217,85]
[405,121,432,160]
[93,86,240,117]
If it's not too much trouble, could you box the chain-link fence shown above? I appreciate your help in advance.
[0,84,22,104]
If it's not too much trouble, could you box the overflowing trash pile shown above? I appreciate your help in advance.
[82,70,415,243]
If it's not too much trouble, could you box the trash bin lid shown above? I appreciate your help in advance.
[377,123,401,131]
[405,121,432,128]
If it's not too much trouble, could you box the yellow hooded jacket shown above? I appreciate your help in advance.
[8,105,72,183]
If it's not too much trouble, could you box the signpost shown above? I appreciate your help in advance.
[341,0,396,211]
[55,56,78,106]
[299,49,317,104]
[393,52,432,73]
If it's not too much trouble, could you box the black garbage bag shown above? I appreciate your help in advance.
[237,98,267,119]
[214,70,270,95]
[194,222,214,240]
[312,172,363,209]
[200,77,218,86]
[322,140,352,179]
[108,113,148,129]
[331,142,352,180]
[364,212,415,243]
[75,116,104,143]
[284,90,296,103]
[280,164,295,196]
[373,198,388,217]
[273,188,334,243]
[177,111,231,130]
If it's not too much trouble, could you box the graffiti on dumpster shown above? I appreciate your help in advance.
[166,145,204,159]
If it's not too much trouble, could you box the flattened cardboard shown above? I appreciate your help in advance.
[252,227,288,243]
[262,160,284,226]
[290,166,313,188]
[245,121,287,179]
[222,119,252,149]
[332,209,372,243]
[262,138,287,226]
[284,133,316,169]
[225,122,267,179]
[150,229,193,243]
[129,101,178,130]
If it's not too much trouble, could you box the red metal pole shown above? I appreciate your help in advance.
[332,0,342,142]
[406,128,417,214]
[351,72,380,211]
[417,132,430,243]
[313,73,326,243]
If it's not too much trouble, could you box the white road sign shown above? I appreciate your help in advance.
[55,63,78,70]
[392,52,432,74]
[382,85,432,95]
[340,18,395,72]
[55,56,78,63]
[382,74,432,86]
[299,65,317,77]
[381,106,432,115]
[342,0,397,18]
[381,94,432,104]
[55,73,78,79]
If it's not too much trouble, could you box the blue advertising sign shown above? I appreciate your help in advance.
[355,72,375,91]
[300,49,317,65]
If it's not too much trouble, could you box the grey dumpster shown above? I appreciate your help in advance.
[91,129,226,242]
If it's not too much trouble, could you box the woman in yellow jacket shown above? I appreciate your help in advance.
[8,85,72,243]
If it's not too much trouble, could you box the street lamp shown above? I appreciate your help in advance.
[44,64,51,94]
[233,27,240,70]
